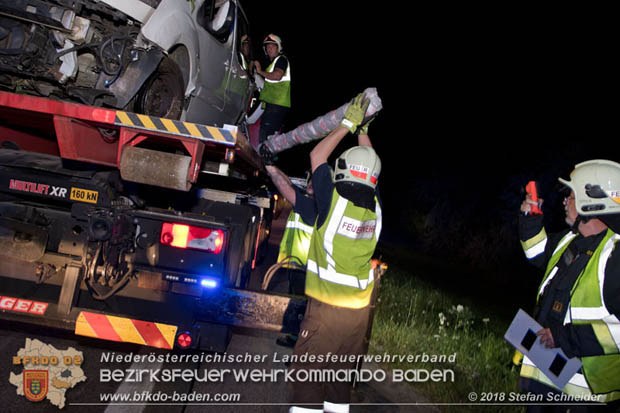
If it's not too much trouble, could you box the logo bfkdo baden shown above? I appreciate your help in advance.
[24,370,49,402]
[9,338,86,409]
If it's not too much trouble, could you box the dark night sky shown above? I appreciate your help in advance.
[241,2,616,242]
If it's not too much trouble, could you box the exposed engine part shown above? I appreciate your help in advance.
[0,0,158,108]
[85,209,136,300]
[35,263,57,284]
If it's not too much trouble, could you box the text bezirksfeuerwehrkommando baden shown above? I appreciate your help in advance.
[99,352,457,384]
[100,367,455,384]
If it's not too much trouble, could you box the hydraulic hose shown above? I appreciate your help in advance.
[261,256,303,290]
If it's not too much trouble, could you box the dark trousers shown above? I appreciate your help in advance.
[259,102,289,144]
[289,298,371,407]
[286,268,306,296]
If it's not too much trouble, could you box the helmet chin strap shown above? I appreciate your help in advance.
[572,215,586,232]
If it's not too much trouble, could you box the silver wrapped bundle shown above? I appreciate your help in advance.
[261,87,383,154]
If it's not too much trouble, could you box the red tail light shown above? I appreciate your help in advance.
[176,331,193,348]
[160,223,224,254]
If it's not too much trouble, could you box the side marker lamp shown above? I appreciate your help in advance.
[200,278,218,289]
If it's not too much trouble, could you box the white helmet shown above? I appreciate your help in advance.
[334,146,381,189]
[559,159,620,216]
[263,34,282,53]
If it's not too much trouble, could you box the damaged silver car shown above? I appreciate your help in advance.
[0,0,254,126]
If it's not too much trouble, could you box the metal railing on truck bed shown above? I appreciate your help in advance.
[0,90,263,191]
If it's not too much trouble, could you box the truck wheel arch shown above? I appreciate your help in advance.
[134,56,184,119]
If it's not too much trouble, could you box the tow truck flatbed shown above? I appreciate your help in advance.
[0,90,263,191]
[0,89,293,352]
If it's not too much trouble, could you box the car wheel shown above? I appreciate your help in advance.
[135,57,184,119]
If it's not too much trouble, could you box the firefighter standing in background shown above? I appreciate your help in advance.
[289,93,382,413]
[239,35,252,73]
[252,34,291,144]
[519,160,620,412]
[270,170,315,274]
[272,171,315,294]
[263,163,315,347]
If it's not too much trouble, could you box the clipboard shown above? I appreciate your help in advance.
[504,309,582,389]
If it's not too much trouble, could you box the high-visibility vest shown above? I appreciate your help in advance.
[259,55,291,108]
[520,229,620,401]
[278,211,313,268]
[305,189,381,309]
[240,53,249,71]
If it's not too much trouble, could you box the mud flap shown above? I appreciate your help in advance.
[196,321,232,353]
[96,49,164,109]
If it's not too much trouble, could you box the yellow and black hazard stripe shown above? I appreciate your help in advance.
[114,111,236,145]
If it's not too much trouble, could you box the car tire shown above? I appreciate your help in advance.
[135,57,184,119]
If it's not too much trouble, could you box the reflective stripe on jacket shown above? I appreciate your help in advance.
[259,55,291,108]
[520,229,620,400]
[278,211,313,268]
[305,189,381,309]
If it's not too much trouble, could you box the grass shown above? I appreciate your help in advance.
[368,245,527,412]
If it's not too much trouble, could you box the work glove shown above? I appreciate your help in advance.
[259,144,275,166]
[356,113,377,136]
[340,93,370,133]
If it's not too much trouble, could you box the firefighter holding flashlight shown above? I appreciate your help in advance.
[518,160,620,411]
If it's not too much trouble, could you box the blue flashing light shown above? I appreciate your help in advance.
[200,278,218,289]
